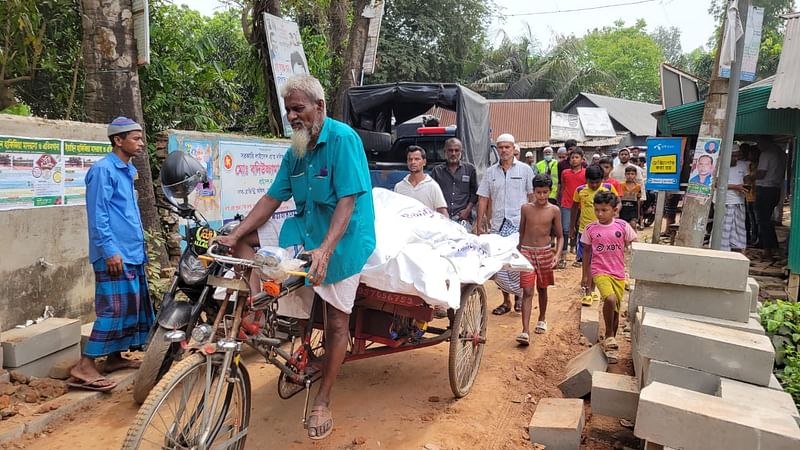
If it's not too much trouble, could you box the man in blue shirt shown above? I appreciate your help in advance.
[69,117,154,392]
[217,75,375,441]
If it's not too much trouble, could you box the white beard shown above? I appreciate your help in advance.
[290,121,322,159]
[291,128,311,159]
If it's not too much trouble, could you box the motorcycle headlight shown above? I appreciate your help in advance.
[179,252,210,285]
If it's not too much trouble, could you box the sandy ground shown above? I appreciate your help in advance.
[4,256,638,450]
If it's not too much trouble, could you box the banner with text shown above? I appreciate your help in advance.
[0,135,111,210]
[219,140,295,245]
[645,137,684,191]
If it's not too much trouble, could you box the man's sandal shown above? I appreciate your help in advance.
[516,332,530,346]
[306,405,333,440]
[581,295,593,307]
[492,304,511,315]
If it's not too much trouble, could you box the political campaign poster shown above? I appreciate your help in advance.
[263,13,310,137]
[686,137,721,199]
[0,136,63,209]
[719,5,764,82]
[63,140,112,205]
[182,139,221,222]
[645,137,684,191]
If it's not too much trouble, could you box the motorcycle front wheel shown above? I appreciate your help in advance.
[133,326,180,404]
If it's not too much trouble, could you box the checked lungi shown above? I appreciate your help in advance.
[83,260,155,358]
[721,203,747,251]
[493,219,522,298]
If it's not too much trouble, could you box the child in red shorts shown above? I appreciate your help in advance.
[516,174,563,345]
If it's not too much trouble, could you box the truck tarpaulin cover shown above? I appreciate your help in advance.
[342,82,491,174]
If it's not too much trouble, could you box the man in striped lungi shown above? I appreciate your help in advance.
[69,117,154,391]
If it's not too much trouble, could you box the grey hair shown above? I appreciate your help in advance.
[280,74,326,108]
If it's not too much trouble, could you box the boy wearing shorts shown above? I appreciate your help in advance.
[620,166,642,229]
[570,165,617,300]
[581,191,637,362]
[516,174,563,345]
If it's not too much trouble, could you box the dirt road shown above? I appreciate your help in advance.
[7,263,636,450]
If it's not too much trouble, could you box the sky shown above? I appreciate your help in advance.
[176,0,772,52]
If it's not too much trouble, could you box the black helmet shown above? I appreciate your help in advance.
[160,151,207,209]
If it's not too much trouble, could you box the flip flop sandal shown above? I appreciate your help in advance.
[581,295,593,307]
[535,321,547,334]
[603,337,619,350]
[516,332,530,346]
[492,304,512,315]
[306,405,333,440]
[66,376,117,392]
[591,292,600,303]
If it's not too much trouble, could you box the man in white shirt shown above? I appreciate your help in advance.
[394,145,448,216]
[717,144,749,251]
[754,138,787,258]
[475,133,534,315]
[610,147,644,183]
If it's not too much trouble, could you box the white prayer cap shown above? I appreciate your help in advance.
[496,133,515,144]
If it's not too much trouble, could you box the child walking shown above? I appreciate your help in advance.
[581,191,637,363]
[516,174,563,345]
[620,166,643,230]
[570,165,617,304]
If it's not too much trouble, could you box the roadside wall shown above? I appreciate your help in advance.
[0,115,108,331]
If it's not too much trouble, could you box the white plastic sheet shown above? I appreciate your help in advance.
[360,188,532,310]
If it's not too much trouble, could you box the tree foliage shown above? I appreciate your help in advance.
[139,3,246,133]
[650,26,687,69]
[0,0,46,111]
[583,20,663,103]
[368,0,493,83]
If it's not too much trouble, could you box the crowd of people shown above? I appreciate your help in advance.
[392,134,648,362]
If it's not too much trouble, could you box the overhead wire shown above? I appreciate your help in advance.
[496,0,659,17]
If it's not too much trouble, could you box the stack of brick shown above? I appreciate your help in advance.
[588,242,800,449]
[1,318,81,378]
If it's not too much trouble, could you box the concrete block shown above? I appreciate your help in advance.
[635,382,800,450]
[638,312,775,385]
[9,344,80,379]
[770,373,784,391]
[630,242,750,291]
[0,369,8,383]
[632,307,643,378]
[631,280,751,322]
[1,318,81,367]
[747,277,759,312]
[643,307,764,335]
[579,305,600,343]
[80,322,94,350]
[644,442,677,450]
[718,377,799,422]
[590,372,639,420]
[642,358,720,394]
[528,398,585,449]
[558,345,608,398]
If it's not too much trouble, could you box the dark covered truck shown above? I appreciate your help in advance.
[342,83,493,189]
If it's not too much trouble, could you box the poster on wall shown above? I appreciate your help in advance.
[182,139,221,222]
[0,136,63,209]
[63,140,112,205]
[685,137,721,199]
[263,13,310,137]
[219,140,294,246]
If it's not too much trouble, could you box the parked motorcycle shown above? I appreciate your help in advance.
[132,151,235,404]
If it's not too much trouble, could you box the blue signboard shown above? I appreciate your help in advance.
[645,137,684,191]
